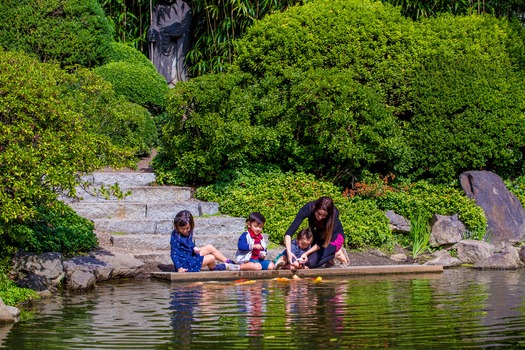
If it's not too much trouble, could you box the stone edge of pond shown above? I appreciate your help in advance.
[151,264,443,282]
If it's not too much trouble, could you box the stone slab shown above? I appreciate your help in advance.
[69,186,191,203]
[152,265,443,282]
[69,201,219,220]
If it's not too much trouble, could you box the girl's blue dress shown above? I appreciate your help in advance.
[170,230,203,272]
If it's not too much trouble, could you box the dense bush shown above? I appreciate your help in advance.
[94,61,168,114]
[196,170,485,248]
[403,15,525,182]
[0,0,113,67]
[4,202,97,256]
[66,68,158,156]
[157,0,525,186]
[196,168,394,248]
[0,51,139,258]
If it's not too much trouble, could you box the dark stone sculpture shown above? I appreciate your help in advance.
[148,0,192,87]
[459,170,525,249]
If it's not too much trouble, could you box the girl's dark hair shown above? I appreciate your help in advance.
[174,210,195,231]
[312,196,335,248]
[297,227,313,241]
[247,212,266,225]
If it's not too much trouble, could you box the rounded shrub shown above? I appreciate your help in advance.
[94,61,168,114]
[0,0,113,67]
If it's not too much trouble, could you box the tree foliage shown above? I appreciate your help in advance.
[0,51,134,242]
[156,0,525,186]
[0,0,113,67]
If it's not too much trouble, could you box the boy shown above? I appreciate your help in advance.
[274,228,314,270]
[236,212,275,271]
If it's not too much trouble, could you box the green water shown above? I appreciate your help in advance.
[2,268,525,349]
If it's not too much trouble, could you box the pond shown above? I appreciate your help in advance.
[2,268,525,349]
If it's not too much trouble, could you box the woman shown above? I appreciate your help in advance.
[284,197,345,268]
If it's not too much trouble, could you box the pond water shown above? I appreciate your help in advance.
[2,268,525,349]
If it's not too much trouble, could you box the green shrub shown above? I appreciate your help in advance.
[94,61,168,114]
[3,202,97,256]
[0,0,113,67]
[66,67,158,156]
[196,169,393,247]
[105,42,154,68]
[0,272,39,306]
[403,15,525,182]
[373,180,487,238]
[0,51,134,226]
[158,0,525,185]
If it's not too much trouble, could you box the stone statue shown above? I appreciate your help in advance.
[148,0,192,87]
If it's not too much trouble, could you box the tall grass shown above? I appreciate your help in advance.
[410,210,431,259]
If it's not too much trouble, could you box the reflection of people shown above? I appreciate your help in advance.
[274,228,313,270]
[170,210,239,272]
[284,197,346,268]
[148,0,192,86]
[170,284,202,346]
[236,212,275,271]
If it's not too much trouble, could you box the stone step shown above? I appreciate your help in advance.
[65,186,192,203]
[94,216,246,235]
[81,172,157,187]
[68,201,219,220]
[108,233,242,251]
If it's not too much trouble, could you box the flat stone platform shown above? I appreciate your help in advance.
[151,264,443,282]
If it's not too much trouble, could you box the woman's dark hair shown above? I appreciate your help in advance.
[174,210,195,231]
[297,227,313,242]
[312,196,335,248]
[247,212,266,225]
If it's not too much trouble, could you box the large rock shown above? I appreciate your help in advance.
[459,170,525,249]
[457,239,495,264]
[474,246,524,269]
[424,250,462,267]
[11,252,64,290]
[0,298,16,324]
[90,250,145,278]
[430,214,466,247]
[385,210,410,234]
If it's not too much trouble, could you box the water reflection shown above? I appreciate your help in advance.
[3,269,525,349]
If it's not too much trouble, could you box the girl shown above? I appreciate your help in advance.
[170,210,239,272]
[283,197,346,269]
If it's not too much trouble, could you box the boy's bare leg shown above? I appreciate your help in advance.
[199,244,228,262]
[240,262,262,271]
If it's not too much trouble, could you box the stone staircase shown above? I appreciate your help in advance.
[63,172,246,271]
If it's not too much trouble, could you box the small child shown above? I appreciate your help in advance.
[236,212,275,271]
[170,210,240,272]
[274,228,314,270]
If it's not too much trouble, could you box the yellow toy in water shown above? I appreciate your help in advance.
[313,277,323,283]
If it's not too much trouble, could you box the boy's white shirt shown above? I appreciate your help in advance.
[235,231,268,263]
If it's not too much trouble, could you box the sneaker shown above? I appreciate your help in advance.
[275,260,286,270]
[213,263,226,271]
[226,263,240,271]
[225,259,236,264]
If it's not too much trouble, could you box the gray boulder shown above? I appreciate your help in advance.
[430,214,466,247]
[66,269,97,290]
[0,298,18,324]
[11,252,64,291]
[90,250,145,278]
[474,246,524,269]
[460,170,525,249]
[385,210,411,234]
[424,250,462,267]
[457,239,495,264]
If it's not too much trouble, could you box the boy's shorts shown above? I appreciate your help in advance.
[249,258,272,270]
